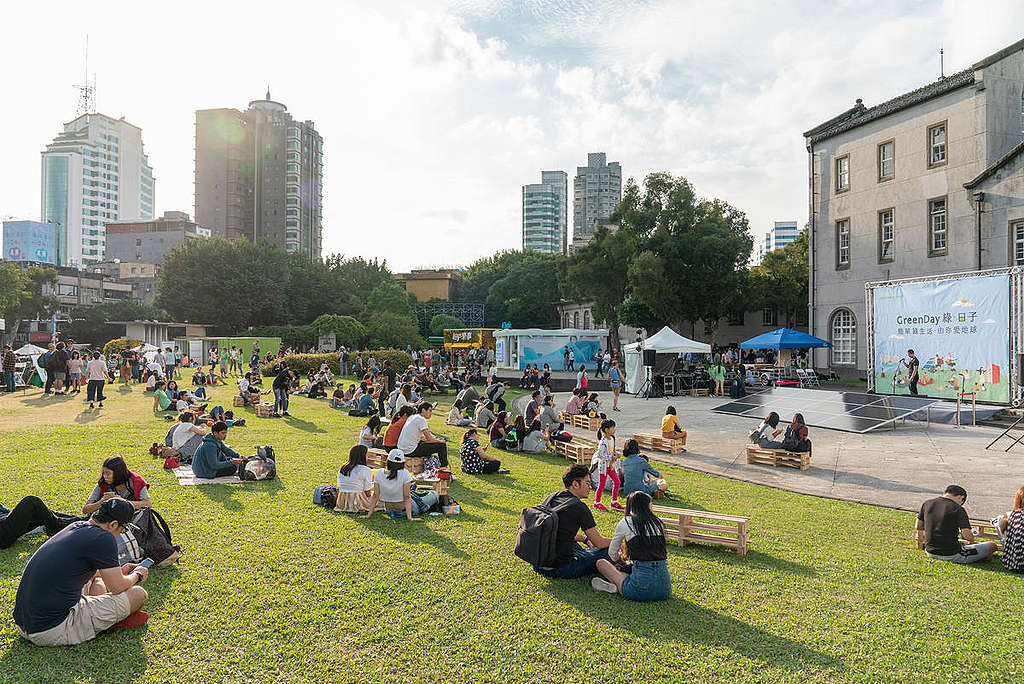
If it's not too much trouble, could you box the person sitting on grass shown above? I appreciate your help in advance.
[395,383,414,417]
[397,402,449,467]
[459,428,508,474]
[661,406,687,453]
[474,400,497,430]
[359,415,384,449]
[83,457,152,515]
[533,464,612,579]
[13,498,149,647]
[330,383,346,409]
[169,412,207,461]
[916,485,997,565]
[488,411,510,449]
[192,367,208,386]
[756,411,784,449]
[993,485,1024,573]
[383,405,415,450]
[191,421,244,479]
[334,445,374,514]
[525,390,542,426]
[621,439,665,499]
[591,491,671,601]
[521,418,547,454]
[349,382,377,417]
[446,400,472,427]
[0,496,84,549]
[361,449,438,521]
[152,381,174,413]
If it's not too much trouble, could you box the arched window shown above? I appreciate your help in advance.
[583,310,591,329]
[829,309,857,365]
[573,312,580,328]
[563,313,571,328]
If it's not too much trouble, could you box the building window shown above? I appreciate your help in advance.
[878,209,894,263]
[1013,220,1024,265]
[583,310,591,329]
[830,309,856,366]
[928,122,947,166]
[929,197,947,255]
[836,218,850,268]
[1020,86,1023,135]
[835,155,850,193]
[878,140,894,181]
[762,308,776,326]
[728,311,744,326]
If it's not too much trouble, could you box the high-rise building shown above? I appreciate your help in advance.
[756,220,801,264]
[572,152,621,246]
[104,210,210,266]
[41,113,155,267]
[194,90,323,259]
[522,171,567,253]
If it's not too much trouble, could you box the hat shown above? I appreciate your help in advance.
[387,449,405,464]
[95,498,135,526]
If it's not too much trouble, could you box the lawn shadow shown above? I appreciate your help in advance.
[74,410,102,424]
[281,415,326,433]
[681,546,818,577]
[190,477,286,510]
[357,514,470,559]
[541,582,845,675]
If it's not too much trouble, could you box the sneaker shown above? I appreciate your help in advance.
[610,502,626,511]
[282,411,291,417]
[497,468,510,474]
[593,502,609,512]
[591,577,618,594]
[89,402,94,409]
[612,407,621,412]
[98,403,103,408]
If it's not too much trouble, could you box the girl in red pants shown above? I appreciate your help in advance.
[592,419,623,512]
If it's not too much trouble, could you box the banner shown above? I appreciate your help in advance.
[872,273,1010,402]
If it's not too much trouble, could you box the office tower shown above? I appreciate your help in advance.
[41,113,155,266]
[194,90,323,259]
[572,152,621,246]
[756,220,801,264]
[522,170,567,253]
[104,210,210,265]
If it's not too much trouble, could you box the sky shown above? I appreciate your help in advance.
[1,1,1022,271]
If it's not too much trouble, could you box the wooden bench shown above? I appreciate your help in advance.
[568,413,602,431]
[366,448,425,475]
[653,505,749,555]
[970,519,1003,550]
[633,432,684,455]
[552,439,595,465]
[689,388,709,397]
[745,444,810,471]
[254,402,275,418]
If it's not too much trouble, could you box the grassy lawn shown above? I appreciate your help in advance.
[0,382,1021,683]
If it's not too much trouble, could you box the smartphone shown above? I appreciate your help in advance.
[137,558,155,569]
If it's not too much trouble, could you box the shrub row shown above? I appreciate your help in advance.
[262,349,413,377]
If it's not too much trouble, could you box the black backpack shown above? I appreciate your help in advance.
[513,499,572,567]
[131,508,180,565]
[238,455,276,481]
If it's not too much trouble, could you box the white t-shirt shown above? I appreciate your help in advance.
[238,377,250,393]
[336,464,373,493]
[171,422,202,449]
[758,422,777,442]
[374,467,412,503]
[86,359,107,381]
[397,414,429,454]
[175,399,189,411]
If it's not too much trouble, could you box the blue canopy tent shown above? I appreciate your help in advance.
[739,328,832,350]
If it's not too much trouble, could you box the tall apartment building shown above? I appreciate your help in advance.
[804,38,1024,375]
[522,170,567,253]
[104,210,210,265]
[572,152,621,246]
[756,220,801,264]
[194,91,323,259]
[41,113,155,267]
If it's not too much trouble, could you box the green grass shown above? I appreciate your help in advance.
[0,383,1021,683]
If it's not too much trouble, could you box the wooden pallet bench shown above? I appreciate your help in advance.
[633,432,684,455]
[568,414,602,431]
[254,403,275,418]
[970,518,1003,549]
[552,439,595,465]
[689,388,709,397]
[745,444,810,471]
[366,448,425,475]
[653,506,749,555]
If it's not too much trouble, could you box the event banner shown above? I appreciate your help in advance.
[872,273,1011,403]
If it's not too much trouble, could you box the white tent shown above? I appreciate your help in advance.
[13,343,47,356]
[132,343,159,352]
[622,326,711,393]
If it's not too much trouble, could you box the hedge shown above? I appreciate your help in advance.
[262,349,413,377]
[103,339,143,358]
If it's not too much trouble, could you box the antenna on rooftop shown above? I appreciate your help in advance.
[74,35,96,116]
[940,46,944,79]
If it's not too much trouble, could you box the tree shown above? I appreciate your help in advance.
[361,280,416,323]
[364,311,425,349]
[565,224,637,350]
[750,230,808,328]
[0,264,59,346]
[311,314,367,349]
[429,314,464,337]
[460,250,566,327]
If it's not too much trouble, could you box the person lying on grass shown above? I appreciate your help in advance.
[459,428,508,475]
[591,491,672,602]
[0,497,84,549]
[83,457,152,515]
[191,421,244,479]
[361,449,438,521]
[533,464,612,579]
[335,445,374,514]
[916,484,997,565]
[13,498,149,647]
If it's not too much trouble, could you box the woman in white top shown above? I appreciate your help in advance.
[85,351,108,409]
[361,449,438,521]
[170,412,206,459]
[757,412,784,449]
[68,351,84,394]
[446,400,472,427]
[591,419,623,512]
[334,445,374,513]
[359,415,383,449]
[394,383,413,417]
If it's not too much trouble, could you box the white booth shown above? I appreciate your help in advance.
[622,326,710,393]
[493,328,608,370]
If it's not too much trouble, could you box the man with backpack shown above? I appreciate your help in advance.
[515,465,612,579]
[486,380,510,413]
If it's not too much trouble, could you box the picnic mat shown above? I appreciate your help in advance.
[171,465,244,486]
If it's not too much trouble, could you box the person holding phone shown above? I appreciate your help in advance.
[13,498,150,646]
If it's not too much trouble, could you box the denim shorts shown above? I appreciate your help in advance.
[621,560,671,601]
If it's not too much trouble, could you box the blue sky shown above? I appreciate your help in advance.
[1,0,1021,270]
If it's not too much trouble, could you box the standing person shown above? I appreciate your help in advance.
[562,346,570,371]
[153,347,166,379]
[591,491,672,601]
[595,349,605,378]
[916,485,996,564]
[338,346,348,377]
[576,365,588,392]
[85,352,107,410]
[39,343,55,395]
[2,344,16,394]
[229,346,240,376]
[165,347,177,381]
[380,359,397,417]
[272,365,295,418]
[608,360,623,411]
[901,349,920,396]
[12,498,150,647]
[592,420,623,512]
[219,347,229,378]
[568,347,576,371]
[49,342,70,395]
[68,350,83,394]
[397,402,449,467]
[208,347,218,372]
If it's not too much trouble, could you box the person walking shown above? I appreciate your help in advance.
[85,352,107,409]
[3,345,17,394]
[902,349,920,396]
[595,349,604,378]
[608,360,623,411]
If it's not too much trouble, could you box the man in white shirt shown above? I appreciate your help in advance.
[238,374,251,405]
[396,402,448,466]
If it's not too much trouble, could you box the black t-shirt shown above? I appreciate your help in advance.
[13,521,119,633]
[907,357,919,380]
[543,490,597,566]
[383,367,397,392]
[918,496,969,556]
[49,349,68,371]
[272,369,292,390]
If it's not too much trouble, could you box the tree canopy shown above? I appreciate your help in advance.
[0,264,59,346]
[750,229,808,328]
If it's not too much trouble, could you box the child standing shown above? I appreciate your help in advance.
[592,419,624,512]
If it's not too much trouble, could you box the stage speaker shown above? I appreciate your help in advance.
[642,349,657,367]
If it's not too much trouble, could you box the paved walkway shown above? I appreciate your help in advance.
[515,391,1022,517]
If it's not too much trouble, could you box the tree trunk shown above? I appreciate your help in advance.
[608,317,620,356]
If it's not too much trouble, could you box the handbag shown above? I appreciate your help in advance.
[117,525,144,565]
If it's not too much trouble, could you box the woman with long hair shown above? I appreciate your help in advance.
[995,485,1024,573]
[359,415,383,449]
[660,406,687,452]
[446,399,472,427]
[757,411,784,449]
[335,445,374,513]
[509,414,527,450]
[459,428,506,474]
[83,456,152,515]
[591,491,671,601]
[489,411,509,449]
[361,449,437,521]
[592,419,623,511]
[621,438,666,498]
[784,413,811,452]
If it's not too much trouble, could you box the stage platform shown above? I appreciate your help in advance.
[492,369,610,392]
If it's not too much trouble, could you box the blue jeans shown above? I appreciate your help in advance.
[536,544,610,579]
[4,371,14,393]
[621,560,672,601]
[274,388,289,414]
[386,490,440,518]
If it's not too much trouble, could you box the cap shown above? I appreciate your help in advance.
[387,448,405,464]
[95,498,135,525]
